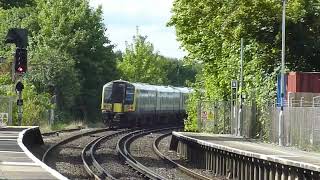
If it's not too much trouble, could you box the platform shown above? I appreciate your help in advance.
[171,132,320,179]
[0,127,65,180]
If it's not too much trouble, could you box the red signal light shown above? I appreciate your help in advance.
[14,48,27,74]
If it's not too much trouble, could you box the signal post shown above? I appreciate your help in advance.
[5,28,28,126]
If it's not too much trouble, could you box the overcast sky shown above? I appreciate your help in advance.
[89,0,186,59]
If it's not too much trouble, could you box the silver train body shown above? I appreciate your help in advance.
[101,80,191,127]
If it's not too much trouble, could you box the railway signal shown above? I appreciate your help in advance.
[5,28,28,75]
[5,28,28,48]
[5,28,28,126]
[15,81,24,92]
[14,48,27,74]
[15,81,24,125]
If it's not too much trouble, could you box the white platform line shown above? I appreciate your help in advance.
[0,139,20,141]
[0,136,18,138]
[18,127,68,180]
[0,161,38,166]
[0,150,24,154]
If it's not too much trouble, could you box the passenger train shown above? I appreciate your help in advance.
[101,80,191,128]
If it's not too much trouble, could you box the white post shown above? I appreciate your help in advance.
[279,0,286,146]
[238,38,244,136]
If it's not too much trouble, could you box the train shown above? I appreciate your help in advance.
[101,80,192,128]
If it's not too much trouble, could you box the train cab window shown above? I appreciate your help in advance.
[104,85,112,103]
[125,86,135,104]
[112,83,126,103]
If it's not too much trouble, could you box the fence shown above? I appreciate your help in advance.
[197,101,257,137]
[0,96,13,126]
[197,100,320,149]
[268,107,320,148]
[197,101,231,134]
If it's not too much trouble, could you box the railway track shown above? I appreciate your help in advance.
[41,127,220,179]
[81,129,133,179]
[117,128,167,179]
[42,128,117,179]
[153,133,212,180]
[118,127,219,180]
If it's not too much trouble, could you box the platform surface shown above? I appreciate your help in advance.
[0,127,57,180]
[173,132,320,172]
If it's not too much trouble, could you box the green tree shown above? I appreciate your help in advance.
[164,57,198,86]
[118,30,168,84]
[0,0,118,124]
[27,46,79,112]
[169,0,320,132]
[0,0,34,9]
[28,0,117,120]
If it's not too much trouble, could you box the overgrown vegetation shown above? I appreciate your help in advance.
[0,1,196,127]
[0,0,117,126]
[117,29,197,86]
[169,0,320,133]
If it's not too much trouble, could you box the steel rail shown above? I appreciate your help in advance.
[42,128,108,163]
[81,135,105,180]
[116,127,181,180]
[153,133,212,180]
[83,129,133,180]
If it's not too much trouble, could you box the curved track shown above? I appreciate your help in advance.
[153,133,212,180]
[117,127,185,180]
[42,126,216,180]
[117,129,165,179]
[42,128,109,163]
[81,129,133,179]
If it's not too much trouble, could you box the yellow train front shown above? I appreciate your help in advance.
[101,80,191,128]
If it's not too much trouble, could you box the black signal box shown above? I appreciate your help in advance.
[17,99,23,106]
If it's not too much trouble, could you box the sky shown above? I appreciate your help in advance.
[89,0,186,59]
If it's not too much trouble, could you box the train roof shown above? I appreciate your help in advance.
[103,80,191,93]
[173,87,193,94]
[132,83,181,93]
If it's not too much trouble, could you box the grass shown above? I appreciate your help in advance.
[39,120,86,133]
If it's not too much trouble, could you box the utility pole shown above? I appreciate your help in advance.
[16,82,24,125]
[237,38,244,136]
[279,0,286,146]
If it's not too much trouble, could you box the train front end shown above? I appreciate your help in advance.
[101,80,135,128]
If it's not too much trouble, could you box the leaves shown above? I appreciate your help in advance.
[117,31,169,84]
[0,0,118,123]
[170,0,320,132]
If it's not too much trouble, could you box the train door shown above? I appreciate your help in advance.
[111,82,126,113]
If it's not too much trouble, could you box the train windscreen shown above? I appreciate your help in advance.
[104,85,112,103]
[124,85,134,104]
[111,82,126,103]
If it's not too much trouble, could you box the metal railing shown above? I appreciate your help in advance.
[197,100,320,149]
[268,106,320,147]
[0,96,13,126]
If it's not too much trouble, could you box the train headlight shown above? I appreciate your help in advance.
[126,105,134,112]
[104,104,112,111]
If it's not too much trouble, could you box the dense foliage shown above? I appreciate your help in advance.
[169,0,320,131]
[118,31,168,84]
[117,30,197,86]
[0,0,34,9]
[0,0,117,125]
[0,0,196,126]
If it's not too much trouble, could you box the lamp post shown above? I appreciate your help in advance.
[279,0,286,146]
